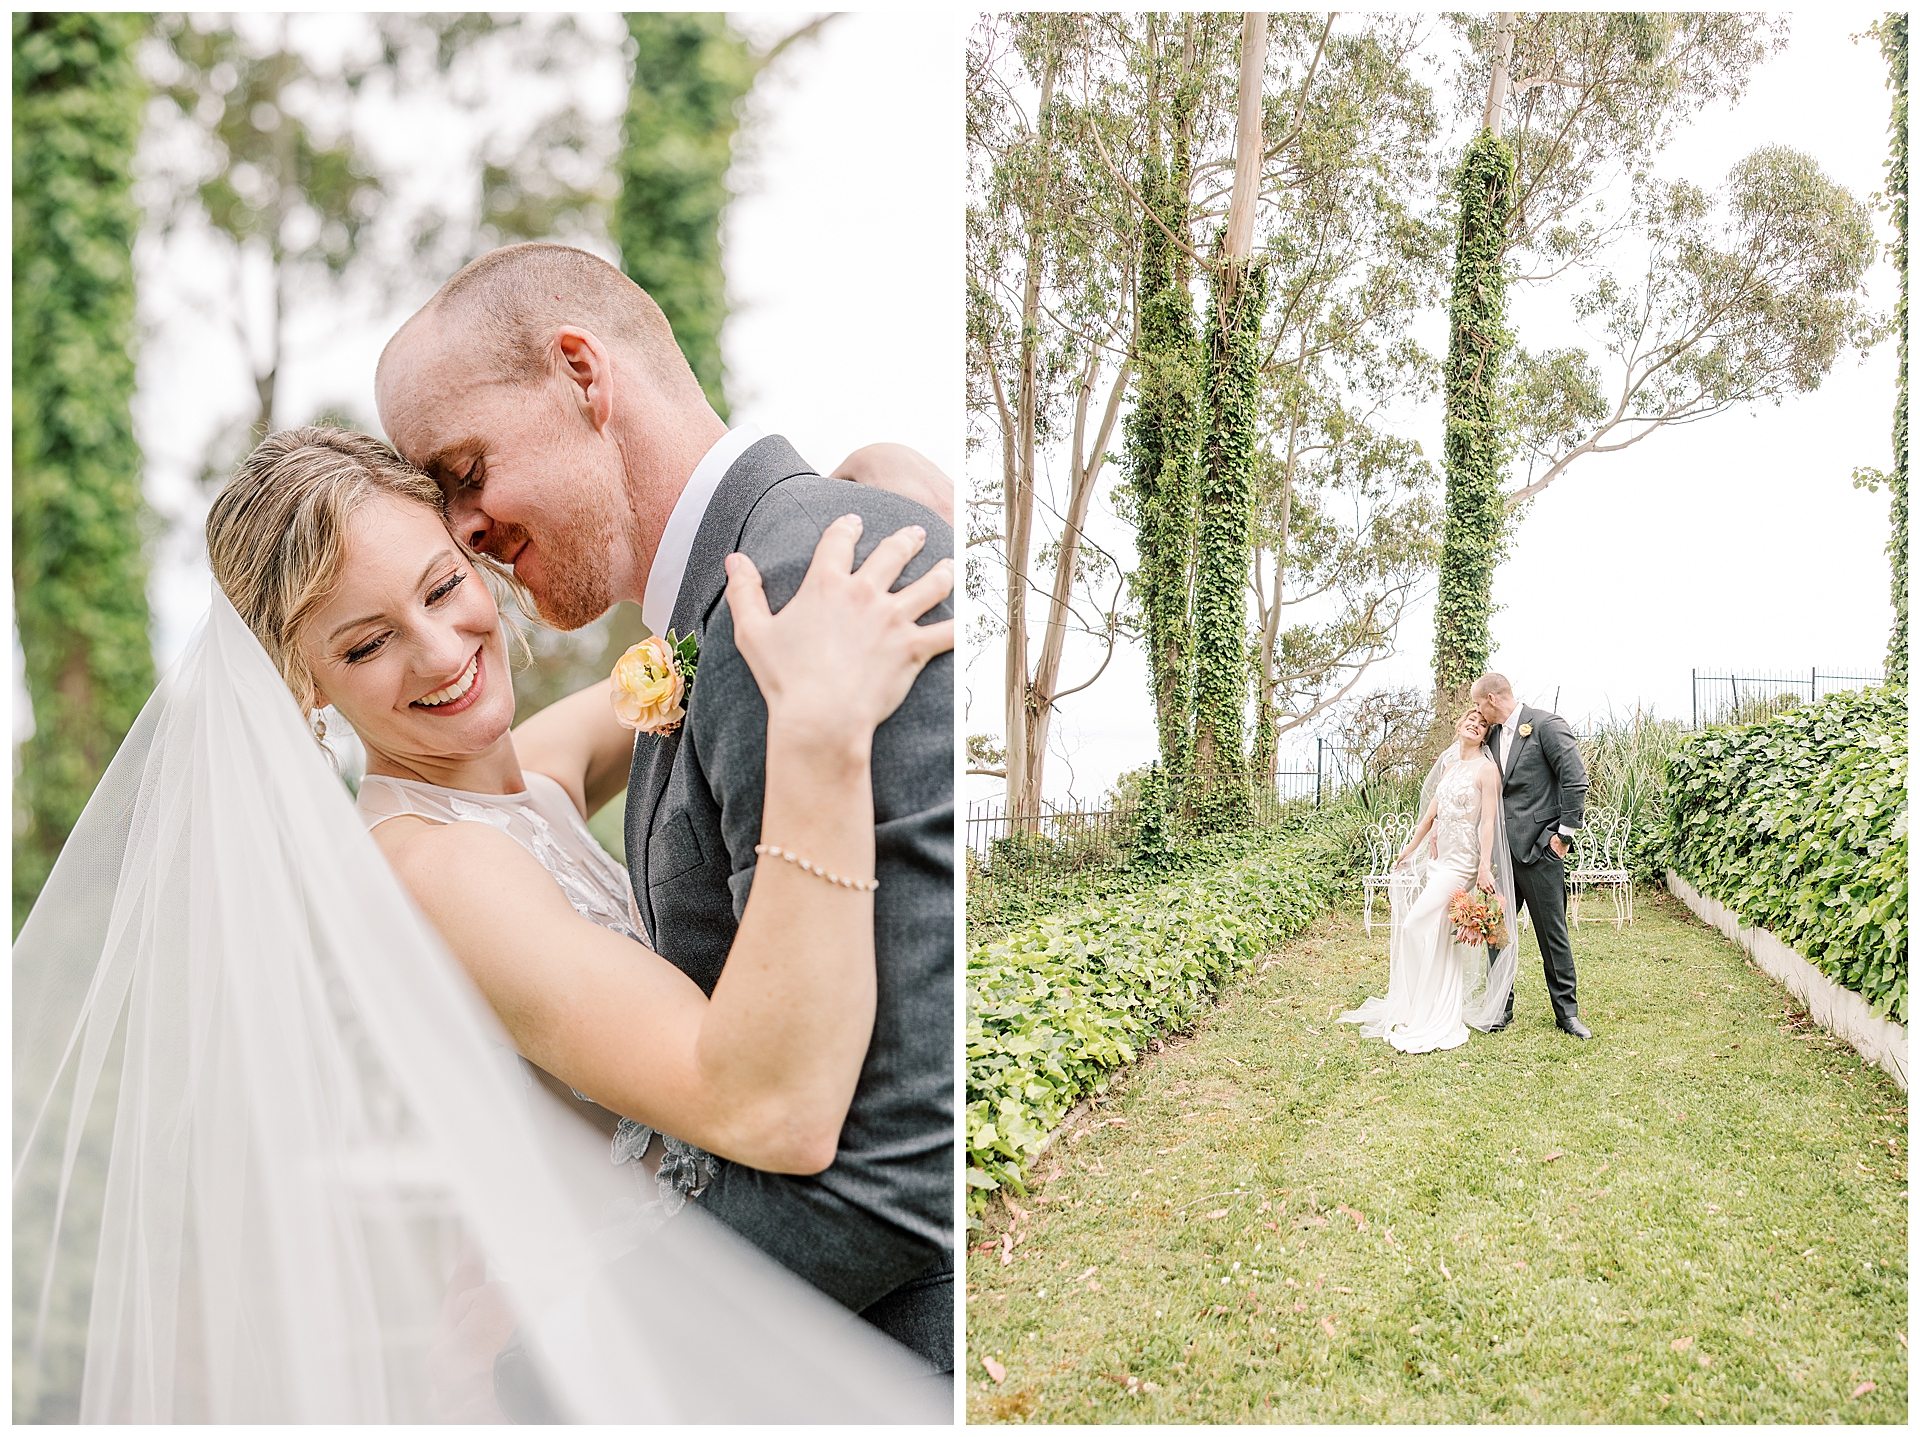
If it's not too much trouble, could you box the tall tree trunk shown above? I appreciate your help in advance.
[1884,12,1909,686]
[1431,29,1519,745]
[1482,12,1518,138]
[12,13,156,936]
[1002,36,1060,818]
[1125,40,1201,783]
[1190,13,1268,829]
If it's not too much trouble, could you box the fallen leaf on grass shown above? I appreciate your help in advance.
[1000,1234,1013,1266]
[1258,1200,1272,1213]
[1440,1262,1453,1281]
[1542,1151,1563,1163]
[1671,1336,1694,1353]
[984,1357,1006,1383]
[1336,1203,1368,1231]
[1898,1333,1908,1350]
[1852,1382,1876,1400]
[1205,1208,1230,1220]
[1293,1299,1307,1313]
[1332,1286,1355,1294]
[1320,1316,1338,1338]
[1513,1260,1528,1271]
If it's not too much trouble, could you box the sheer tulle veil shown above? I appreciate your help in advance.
[12,587,944,1422]
[1388,746,1520,1032]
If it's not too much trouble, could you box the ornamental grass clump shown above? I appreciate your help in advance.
[965,843,1333,1216]
[1666,685,1908,1021]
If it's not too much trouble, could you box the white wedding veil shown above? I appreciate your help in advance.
[13,587,945,1423]
[1388,746,1520,1033]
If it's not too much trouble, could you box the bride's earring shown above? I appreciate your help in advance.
[311,709,328,743]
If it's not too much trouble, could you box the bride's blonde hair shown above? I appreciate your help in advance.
[206,426,528,718]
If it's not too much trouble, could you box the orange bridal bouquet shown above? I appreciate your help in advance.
[1448,886,1511,949]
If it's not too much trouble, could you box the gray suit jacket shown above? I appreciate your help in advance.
[623,435,954,1351]
[1484,704,1589,864]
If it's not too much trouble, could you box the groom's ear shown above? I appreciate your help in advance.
[553,328,614,434]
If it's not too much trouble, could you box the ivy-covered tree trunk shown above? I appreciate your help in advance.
[1124,139,1201,782]
[1189,254,1267,827]
[1883,13,1908,687]
[12,13,156,936]
[1430,130,1517,733]
[616,12,756,420]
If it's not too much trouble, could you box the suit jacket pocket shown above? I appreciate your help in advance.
[647,808,706,890]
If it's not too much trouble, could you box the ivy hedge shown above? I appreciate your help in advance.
[1666,685,1908,1023]
[965,837,1340,1218]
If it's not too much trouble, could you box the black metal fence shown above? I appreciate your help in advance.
[965,740,1362,866]
[1690,668,1885,729]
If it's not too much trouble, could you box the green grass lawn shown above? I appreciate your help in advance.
[965,885,1908,1424]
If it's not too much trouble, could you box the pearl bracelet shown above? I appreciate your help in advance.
[753,842,879,892]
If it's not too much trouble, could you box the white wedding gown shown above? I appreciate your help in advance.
[1340,755,1511,1054]
[12,587,942,1423]
[357,772,718,1214]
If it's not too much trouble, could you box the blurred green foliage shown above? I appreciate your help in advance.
[12,13,156,937]
[615,12,757,419]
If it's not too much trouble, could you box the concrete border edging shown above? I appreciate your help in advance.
[1667,869,1907,1091]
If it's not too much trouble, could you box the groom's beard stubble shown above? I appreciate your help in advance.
[496,492,635,632]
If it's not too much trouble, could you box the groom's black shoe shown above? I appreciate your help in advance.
[1557,1016,1593,1040]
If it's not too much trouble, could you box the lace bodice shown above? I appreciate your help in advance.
[1431,756,1486,867]
[357,770,718,1213]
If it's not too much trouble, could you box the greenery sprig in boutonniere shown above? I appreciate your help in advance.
[611,630,699,736]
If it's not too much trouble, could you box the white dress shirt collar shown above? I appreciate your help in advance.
[641,423,766,638]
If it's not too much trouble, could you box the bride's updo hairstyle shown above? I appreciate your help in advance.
[206,426,525,718]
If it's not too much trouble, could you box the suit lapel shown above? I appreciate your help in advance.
[1503,705,1533,774]
[630,434,818,937]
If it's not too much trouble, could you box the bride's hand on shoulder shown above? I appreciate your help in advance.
[724,514,955,748]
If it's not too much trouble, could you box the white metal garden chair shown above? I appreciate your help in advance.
[1361,813,1418,936]
[1567,805,1634,928]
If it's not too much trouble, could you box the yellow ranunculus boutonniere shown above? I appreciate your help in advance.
[611,631,699,735]
[1518,722,1533,737]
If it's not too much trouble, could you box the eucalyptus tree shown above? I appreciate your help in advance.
[1240,19,1447,781]
[1186,12,1270,823]
[1502,149,1880,511]
[1430,11,1788,725]
[968,13,1140,816]
[13,14,155,935]
[1122,14,1447,802]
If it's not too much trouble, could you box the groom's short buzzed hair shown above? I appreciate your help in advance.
[412,241,704,399]
[1470,673,1513,699]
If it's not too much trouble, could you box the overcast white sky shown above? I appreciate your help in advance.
[966,9,1905,810]
[12,11,956,744]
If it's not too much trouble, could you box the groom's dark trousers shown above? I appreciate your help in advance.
[1484,704,1589,1025]
[625,436,954,1374]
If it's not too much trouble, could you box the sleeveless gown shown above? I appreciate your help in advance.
[1338,756,1490,1054]
[357,771,719,1213]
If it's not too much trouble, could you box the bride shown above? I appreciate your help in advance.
[13,428,952,1422]
[1338,708,1518,1054]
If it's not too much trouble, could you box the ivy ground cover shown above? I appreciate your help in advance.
[1667,685,1908,1022]
[966,890,1907,1424]
[967,842,1334,1217]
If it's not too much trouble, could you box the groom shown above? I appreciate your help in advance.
[1470,674,1593,1040]
[374,243,954,1371]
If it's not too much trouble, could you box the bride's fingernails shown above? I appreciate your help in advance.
[724,553,739,576]
[908,525,927,542]
[840,513,863,532]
